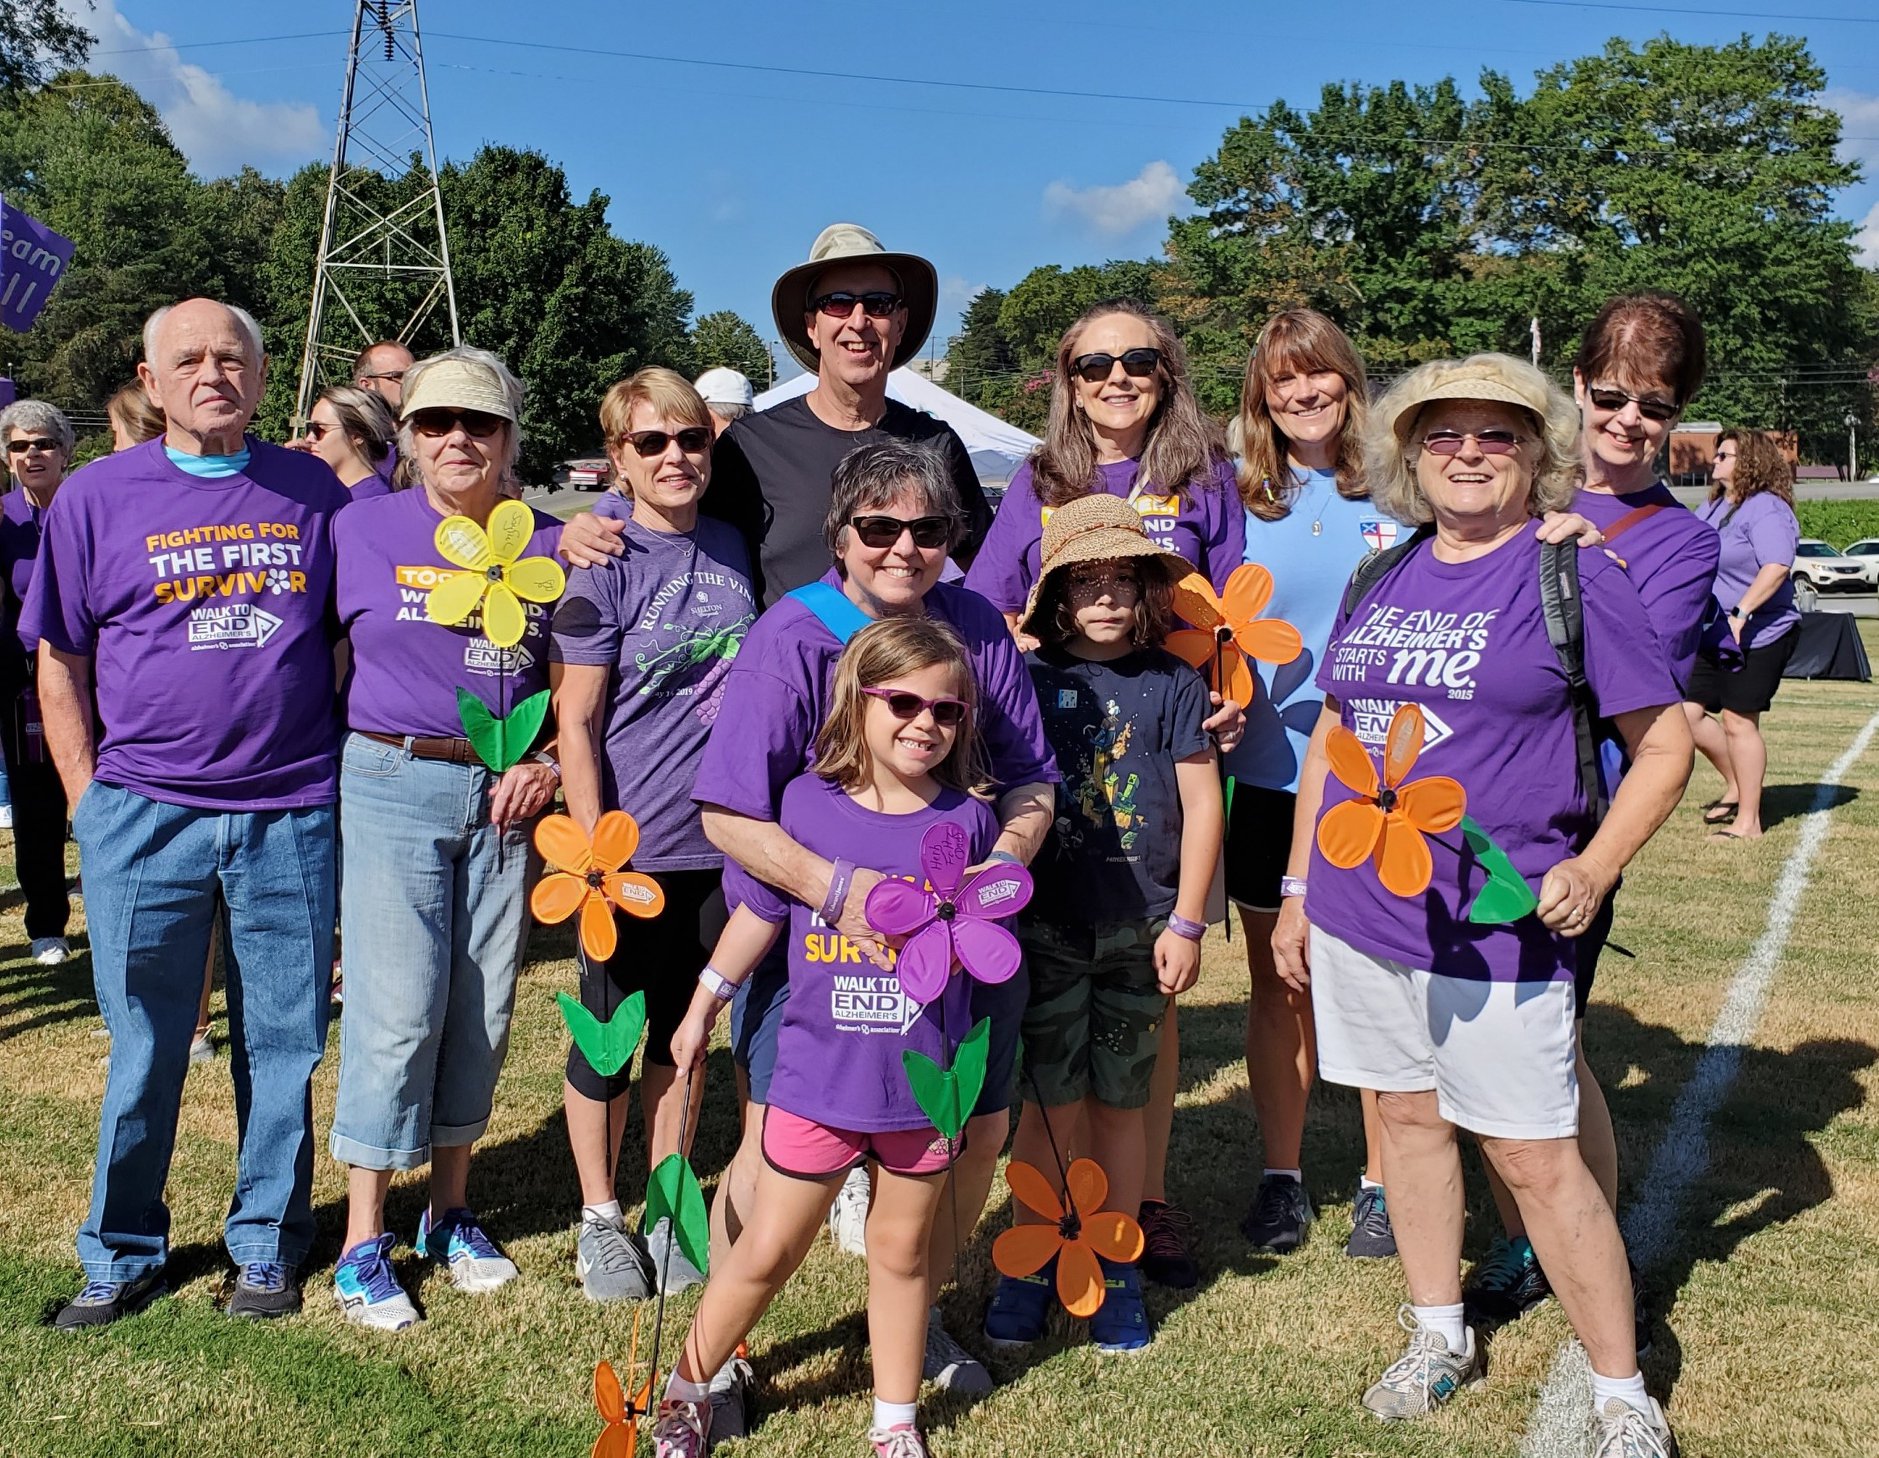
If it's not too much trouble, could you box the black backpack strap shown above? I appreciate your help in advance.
[1341,525,1435,622]
[1539,539,1607,822]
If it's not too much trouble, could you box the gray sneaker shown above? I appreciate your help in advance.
[1592,1397,1678,1458]
[923,1306,993,1394]
[576,1212,653,1302]
[1361,1305,1483,1420]
[707,1353,754,1443]
[644,1213,705,1295]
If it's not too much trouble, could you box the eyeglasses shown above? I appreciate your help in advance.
[812,291,903,320]
[6,438,60,454]
[1587,385,1678,423]
[849,514,951,550]
[861,687,968,726]
[409,408,506,439]
[1066,565,1142,598]
[623,426,713,458]
[1420,429,1524,456]
[1071,348,1161,384]
[359,369,406,384]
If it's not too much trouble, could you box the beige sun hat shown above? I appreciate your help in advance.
[1018,492,1195,639]
[771,222,938,374]
[1383,354,1552,443]
[400,355,517,424]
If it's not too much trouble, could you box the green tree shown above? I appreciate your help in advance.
[0,0,91,96]
[943,287,1014,402]
[691,309,770,386]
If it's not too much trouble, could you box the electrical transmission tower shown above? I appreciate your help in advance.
[294,0,460,425]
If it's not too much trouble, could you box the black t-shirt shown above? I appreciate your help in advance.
[704,395,992,606]
[1024,644,1212,925]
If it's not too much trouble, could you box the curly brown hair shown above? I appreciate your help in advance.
[1722,428,1794,511]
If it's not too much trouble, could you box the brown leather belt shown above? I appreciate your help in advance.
[359,731,480,765]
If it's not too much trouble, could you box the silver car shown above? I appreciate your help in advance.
[1790,539,1869,593]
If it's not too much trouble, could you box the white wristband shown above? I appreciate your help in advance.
[698,966,737,1003]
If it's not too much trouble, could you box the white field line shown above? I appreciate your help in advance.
[1520,705,1879,1458]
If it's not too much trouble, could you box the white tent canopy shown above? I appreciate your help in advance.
[753,367,1039,466]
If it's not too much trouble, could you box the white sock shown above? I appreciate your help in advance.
[871,1397,917,1432]
[1359,1176,1384,1192]
[1412,1302,1467,1352]
[665,1372,711,1405]
[582,1200,622,1223]
[1589,1369,1651,1415]
[1264,1167,1303,1183]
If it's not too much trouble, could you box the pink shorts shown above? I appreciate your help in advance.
[761,1107,956,1179]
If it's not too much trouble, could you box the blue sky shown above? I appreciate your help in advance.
[77,0,1879,380]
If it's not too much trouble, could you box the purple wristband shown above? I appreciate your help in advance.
[1166,912,1206,942]
[820,857,856,925]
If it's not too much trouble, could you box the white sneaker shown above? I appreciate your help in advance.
[31,937,70,965]
[827,1164,871,1256]
[0,803,14,830]
[189,1030,216,1063]
[1592,1396,1678,1458]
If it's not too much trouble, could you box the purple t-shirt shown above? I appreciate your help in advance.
[550,515,756,869]
[1571,484,1719,686]
[738,773,995,1132]
[348,474,392,502]
[691,573,1059,821]
[1305,531,1678,983]
[964,456,1245,613]
[0,487,47,656]
[1697,493,1799,649]
[335,487,563,738]
[21,436,349,810]
[592,489,631,522]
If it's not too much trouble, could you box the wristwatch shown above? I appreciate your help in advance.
[1728,604,1747,620]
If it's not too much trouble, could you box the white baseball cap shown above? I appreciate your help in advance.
[694,367,755,409]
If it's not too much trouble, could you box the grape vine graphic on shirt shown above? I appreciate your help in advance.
[627,570,756,724]
[146,519,312,652]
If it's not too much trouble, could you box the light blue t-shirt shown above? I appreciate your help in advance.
[1223,468,1404,793]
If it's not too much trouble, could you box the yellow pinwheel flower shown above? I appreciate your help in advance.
[426,499,566,649]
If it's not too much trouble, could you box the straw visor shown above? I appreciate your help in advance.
[1018,492,1195,638]
[400,357,517,424]
[1384,362,1550,443]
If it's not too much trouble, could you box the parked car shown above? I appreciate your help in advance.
[1840,538,1879,588]
[554,456,613,491]
[1790,539,1869,593]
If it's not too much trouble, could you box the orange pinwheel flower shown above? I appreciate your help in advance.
[532,811,666,961]
[590,1309,652,1458]
[1315,703,1466,898]
[991,1157,1145,1319]
[1166,563,1304,707]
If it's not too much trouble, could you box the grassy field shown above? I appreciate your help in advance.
[2,632,1876,1458]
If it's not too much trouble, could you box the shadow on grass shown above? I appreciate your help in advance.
[1759,780,1857,831]
[0,947,94,1043]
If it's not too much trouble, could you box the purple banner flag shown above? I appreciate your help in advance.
[0,196,76,334]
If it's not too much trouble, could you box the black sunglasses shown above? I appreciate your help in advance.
[1071,348,1161,384]
[623,427,713,458]
[811,291,903,320]
[1588,385,1678,423]
[849,514,951,551]
[7,437,60,454]
[861,687,968,726]
[409,408,507,439]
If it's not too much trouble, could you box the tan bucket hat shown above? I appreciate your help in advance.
[1383,355,1553,443]
[771,222,938,374]
[1018,492,1195,639]
[400,355,517,424]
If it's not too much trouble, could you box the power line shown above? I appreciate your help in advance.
[1493,0,1876,22]
[90,30,349,55]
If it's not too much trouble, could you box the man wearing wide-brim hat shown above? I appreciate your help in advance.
[705,222,992,605]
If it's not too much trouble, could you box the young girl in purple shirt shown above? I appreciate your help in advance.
[656,617,1002,1458]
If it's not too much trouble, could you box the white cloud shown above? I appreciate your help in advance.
[67,0,326,175]
[1856,200,1879,269]
[1824,88,1879,172]
[1043,160,1183,237]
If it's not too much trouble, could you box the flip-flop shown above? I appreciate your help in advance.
[1703,802,1739,825]
[1707,829,1756,844]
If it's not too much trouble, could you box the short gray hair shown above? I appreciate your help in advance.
[824,439,965,562]
[396,345,526,471]
[142,301,264,366]
[0,399,74,455]
[707,402,751,425]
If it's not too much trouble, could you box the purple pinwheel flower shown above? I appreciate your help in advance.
[864,821,1033,1005]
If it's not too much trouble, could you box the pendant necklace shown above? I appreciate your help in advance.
[1303,481,1332,536]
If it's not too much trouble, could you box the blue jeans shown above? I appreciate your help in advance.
[75,782,336,1281]
[329,734,537,1170]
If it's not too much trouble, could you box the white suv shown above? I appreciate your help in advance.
[1840,538,1879,588]
[1790,539,1869,593]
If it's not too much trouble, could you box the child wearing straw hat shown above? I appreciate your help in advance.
[982,494,1224,1354]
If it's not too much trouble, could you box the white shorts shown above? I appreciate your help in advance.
[1309,926,1579,1140]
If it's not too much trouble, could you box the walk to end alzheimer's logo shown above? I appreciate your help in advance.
[187,603,283,651]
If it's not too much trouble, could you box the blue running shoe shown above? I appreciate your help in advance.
[1346,1183,1397,1260]
[333,1234,418,1331]
[983,1256,1055,1347]
[1087,1259,1150,1354]
[1462,1235,1551,1327]
[417,1207,517,1293]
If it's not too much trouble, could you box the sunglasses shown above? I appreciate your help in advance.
[6,438,60,454]
[304,421,338,441]
[1587,385,1678,423]
[861,687,968,727]
[812,291,903,320]
[623,426,713,458]
[1071,348,1161,384]
[409,408,506,439]
[849,514,951,550]
[1420,429,1524,456]
[360,369,406,384]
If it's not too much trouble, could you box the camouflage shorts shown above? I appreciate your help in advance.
[1018,918,1169,1111]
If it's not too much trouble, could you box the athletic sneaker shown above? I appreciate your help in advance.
[1137,1199,1199,1288]
[1346,1183,1397,1259]
[983,1255,1056,1347]
[53,1270,166,1330]
[828,1164,871,1256]
[644,1214,704,1295]
[417,1207,517,1292]
[1592,1396,1679,1458]
[706,1353,754,1443]
[227,1261,300,1319]
[1361,1305,1483,1420]
[333,1234,419,1331]
[189,1030,216,1063]
[650,1396,710,1458]
[1087,1259,1150,1354]
[1241,1173,1313,1253]
[1629,1257,1654,1358]
[576,1211,653,1302]
[1462,1235,1551,1326]
[868,1423,930,1457]
[31,936,69,966]
[923,1306,992,1393]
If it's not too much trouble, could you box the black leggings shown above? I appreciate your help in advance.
[3,730,68,940]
